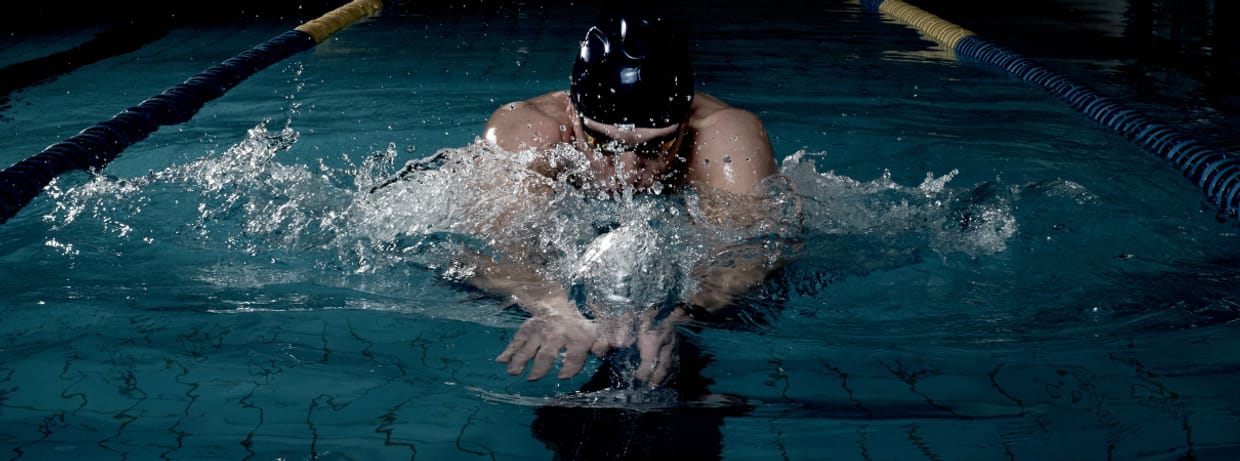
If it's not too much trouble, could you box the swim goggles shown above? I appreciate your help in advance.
[579,117,681,159]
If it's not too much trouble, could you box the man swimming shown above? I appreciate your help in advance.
[477,14,786,385]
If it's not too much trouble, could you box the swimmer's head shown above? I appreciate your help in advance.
[570,15,694,129]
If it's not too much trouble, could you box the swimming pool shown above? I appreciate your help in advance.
[2,0,1239,459]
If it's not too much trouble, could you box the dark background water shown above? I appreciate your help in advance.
[3,0,1236,153]
[907,0,1238,152]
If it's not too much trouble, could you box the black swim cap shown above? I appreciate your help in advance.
[570,16,694,128]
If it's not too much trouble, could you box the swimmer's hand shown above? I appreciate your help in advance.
[634,309,688,386]
[497,312,611,380]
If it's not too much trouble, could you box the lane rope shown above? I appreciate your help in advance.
[859,0,1240,216]
[0,0,384,224]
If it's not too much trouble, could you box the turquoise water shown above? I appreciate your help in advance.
[2,1,1239,460]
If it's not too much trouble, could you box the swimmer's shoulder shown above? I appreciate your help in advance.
[688,93,761,131]
[685,93,776,193]
[527,90,572,115]
[485,91,573,152]
[689,93,730,115]
[492,91,571,124]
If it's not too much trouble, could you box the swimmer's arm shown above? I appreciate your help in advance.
[636,232,790,385]
[457,251,576,318]
[678,238,787,319]
[461,252,608,381]
[677,107,789,317]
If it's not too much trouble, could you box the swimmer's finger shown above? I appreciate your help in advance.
[527,338,563,381]
[506,335,541,376]
[496,328,529,364]
[636,337,659,382]
[558,340,591,379]
[649,343,676,386]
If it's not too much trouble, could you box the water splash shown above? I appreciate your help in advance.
[780,150,1018,257]
[37,124,1027,330]
[355,141,804,319]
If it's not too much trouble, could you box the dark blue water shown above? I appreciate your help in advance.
[2,1,1238,459]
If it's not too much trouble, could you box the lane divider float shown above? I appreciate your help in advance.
[0,0,384,224]
[860,0,1240,216]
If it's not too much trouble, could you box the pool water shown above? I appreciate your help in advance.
[2,0,1239,459]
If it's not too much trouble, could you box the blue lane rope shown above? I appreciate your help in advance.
[859,0,1240,216]
[0,0,383,224]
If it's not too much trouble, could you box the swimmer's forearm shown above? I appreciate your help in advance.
[464,255,581,318]
[682,181,800,318]
[679,240,783,318]
[687,269,764,312]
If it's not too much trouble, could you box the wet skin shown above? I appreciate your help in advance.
[481,90,777,385]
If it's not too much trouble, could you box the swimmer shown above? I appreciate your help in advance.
[476,14,784,385]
